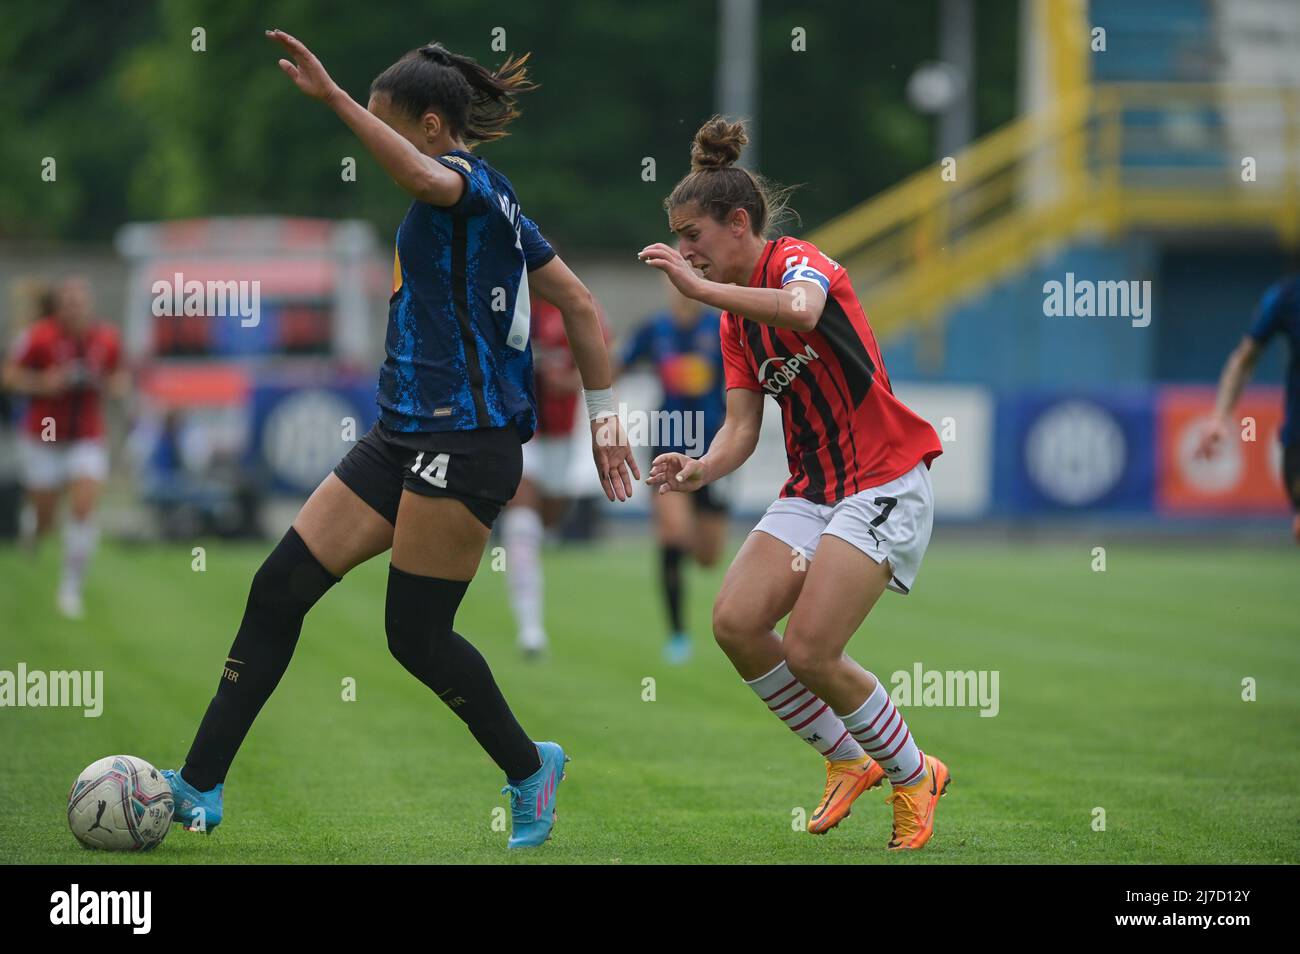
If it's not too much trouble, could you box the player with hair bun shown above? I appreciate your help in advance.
[641,116,951,849]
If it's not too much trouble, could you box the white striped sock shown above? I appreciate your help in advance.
[502,506,545,650]
[840,677,926,786]
[745,661,865,761]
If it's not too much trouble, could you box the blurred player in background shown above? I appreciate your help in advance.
[619,279,728,663]
[2,279,58,544]
[2,276,127,618]
[1197,272,1300,541]
[161,32,638,852]
[502,296,586,657]
[642,117,950,850]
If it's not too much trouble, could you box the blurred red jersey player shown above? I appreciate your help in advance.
[2,277,128,618]
[501,295,609,656]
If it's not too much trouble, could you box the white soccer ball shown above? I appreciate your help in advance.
[67,755,174,851]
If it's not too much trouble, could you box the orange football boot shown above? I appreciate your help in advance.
[884,753,951,850]
[808,755,886,834]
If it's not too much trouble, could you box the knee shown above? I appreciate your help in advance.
[384,584,432,671]
[783,634,833,686]
[712,594,764,654]
[384,566,464,671]
[385,619,426,672]
[248,528,336,616]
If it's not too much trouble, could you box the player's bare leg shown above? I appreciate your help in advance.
[692,509,727,569]
[293,472,395,576]
[22,486,59,552]
[539,494,570,528]
[783,535,950,848]
[781,536,892,712]
[713,530,883,832]
[502,477,547,655]
[655,490,697,661]
[57,477,102,618]
[391,492,489,579]
[711,529,802,679]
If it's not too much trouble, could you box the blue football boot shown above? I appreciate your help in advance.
[161,768,223,833]
[501,741,569,849]
[665,632,693,664]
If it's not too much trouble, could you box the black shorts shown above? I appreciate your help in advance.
[1284,442,1300,511]
[652,445,729,515]
[334,422,523,528]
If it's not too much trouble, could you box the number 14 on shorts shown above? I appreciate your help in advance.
[411,451,450,488]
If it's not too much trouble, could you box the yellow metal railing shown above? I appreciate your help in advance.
[808,84,1300,340]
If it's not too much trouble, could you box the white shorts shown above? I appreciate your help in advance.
[521,435,575,498]
[752,461,934,594]
[18,436,109,490]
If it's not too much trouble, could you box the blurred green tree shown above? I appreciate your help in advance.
[0,0,1017,250]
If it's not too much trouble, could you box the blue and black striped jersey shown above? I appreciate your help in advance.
[621,309,726,456]
[1248,275,1300,447]
[379,149,556,441]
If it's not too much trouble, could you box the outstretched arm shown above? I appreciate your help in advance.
[266,30,465,207]
[1196,336,1262,458]
[528,256,641,501]
[647,387,764,493]
[528,256,612,394]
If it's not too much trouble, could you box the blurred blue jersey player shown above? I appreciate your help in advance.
[163,33,639,851]
[619,281,730,662]
[1198,272,1300,542]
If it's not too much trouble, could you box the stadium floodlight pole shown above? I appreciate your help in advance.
[938,0,974,160]
[716,0,759,170]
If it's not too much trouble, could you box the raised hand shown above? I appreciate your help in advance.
[266,29,341,103]
[638,243,704,299]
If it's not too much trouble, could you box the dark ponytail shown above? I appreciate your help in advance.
[370,41,537,144]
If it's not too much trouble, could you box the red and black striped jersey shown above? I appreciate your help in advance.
[9,316,121,441]
[719,237,942,504]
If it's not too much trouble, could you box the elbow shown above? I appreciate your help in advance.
[789,299,823,332]
[573,285,596,315]
[560,286,597,322]
[1225,345,1256,383]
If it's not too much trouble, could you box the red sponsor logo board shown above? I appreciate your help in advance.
[1157,386,1288,514]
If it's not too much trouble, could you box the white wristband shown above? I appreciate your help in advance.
[584,387,616,422]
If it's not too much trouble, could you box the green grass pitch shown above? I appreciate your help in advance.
[1,534,1296,864]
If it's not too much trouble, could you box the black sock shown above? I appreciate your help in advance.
[661,545,685,634]
[385,565,541,782]
[183,528,338,791]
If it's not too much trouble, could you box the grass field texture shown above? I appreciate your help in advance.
[1,535,1296,864]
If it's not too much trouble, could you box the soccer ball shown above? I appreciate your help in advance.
[67,755,174,851]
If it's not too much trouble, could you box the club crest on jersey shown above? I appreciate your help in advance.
[757,343,819,396]
[441,154,473,174]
